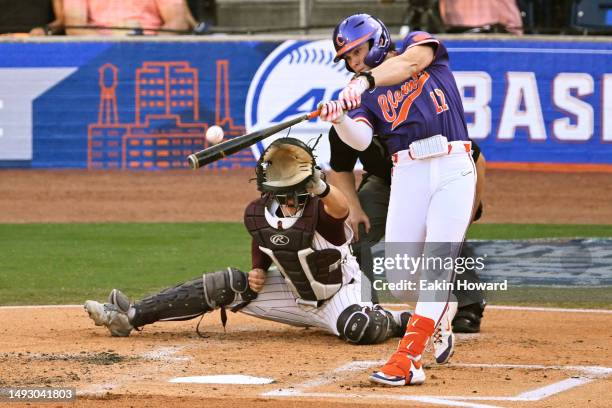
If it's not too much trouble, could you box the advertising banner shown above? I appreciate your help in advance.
[0,38,610,169]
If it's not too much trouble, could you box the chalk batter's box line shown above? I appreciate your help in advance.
[3,304,611,314]
[261,361,612,408]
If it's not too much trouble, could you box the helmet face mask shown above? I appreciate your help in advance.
[333,13,391,72]
[274,191,310,207]
[273,191,310,217]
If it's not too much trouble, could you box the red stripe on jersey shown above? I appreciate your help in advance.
[355,117,373,128]
[407,38,440,50]
[412,33,432,42]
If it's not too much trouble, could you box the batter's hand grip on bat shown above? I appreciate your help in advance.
[187,108,322,169]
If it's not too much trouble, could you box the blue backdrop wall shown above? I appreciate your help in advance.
[0,37,610,169]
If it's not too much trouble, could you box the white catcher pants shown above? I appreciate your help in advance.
[386,146,476,326]
[236,267,369,336]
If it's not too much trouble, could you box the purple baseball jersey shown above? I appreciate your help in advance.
[348,31,469,154]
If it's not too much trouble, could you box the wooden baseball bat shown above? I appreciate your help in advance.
[187,109,321,169]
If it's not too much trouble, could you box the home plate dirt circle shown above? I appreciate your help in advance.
[169,375,275,385]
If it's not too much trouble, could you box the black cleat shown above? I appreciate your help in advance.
[452,302,485,333]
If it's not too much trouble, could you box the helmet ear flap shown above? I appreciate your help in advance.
[364,17,391,67]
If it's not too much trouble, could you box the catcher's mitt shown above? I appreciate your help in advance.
[256,138,316,194]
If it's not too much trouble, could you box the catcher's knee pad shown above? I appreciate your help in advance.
[202,266,258,308]
[336,304,398,345]
[130,267,257,327]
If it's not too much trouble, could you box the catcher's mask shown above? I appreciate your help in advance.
[256,137,316,213]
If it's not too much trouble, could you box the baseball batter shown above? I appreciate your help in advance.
[320,14,477,386]
[328,127,487,334]
[84,138,455,355]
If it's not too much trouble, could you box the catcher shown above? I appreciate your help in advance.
[84,138,455,356]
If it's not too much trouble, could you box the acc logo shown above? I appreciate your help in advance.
[245,40,354,169]
[270,234,290,246]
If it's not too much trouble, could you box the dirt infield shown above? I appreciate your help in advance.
[0,306,610,407]
[1,168,611,407]
[1,168,612,224]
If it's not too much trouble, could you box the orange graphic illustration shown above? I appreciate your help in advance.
[88,60,249,169]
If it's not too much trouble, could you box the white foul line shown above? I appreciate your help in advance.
[265,390,505,408]
[0,304,83,310]
[262,361,612,408]
[515,377,595,401]
[2,304,611,314]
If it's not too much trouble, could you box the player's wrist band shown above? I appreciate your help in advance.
[356,71,376,89]
[318,182,331,198]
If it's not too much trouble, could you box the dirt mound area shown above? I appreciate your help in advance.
[0,306,610,407]
[1,169,610,224]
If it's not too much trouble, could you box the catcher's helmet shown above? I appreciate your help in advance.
[256,137,316,209]
[333,14,391,71]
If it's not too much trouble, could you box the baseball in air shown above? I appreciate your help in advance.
[206,125,224,145]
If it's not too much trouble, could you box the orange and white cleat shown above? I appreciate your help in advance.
[370,313,435,386]
[370,351,425,386]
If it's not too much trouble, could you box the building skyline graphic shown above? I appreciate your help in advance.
[88,60,250,170]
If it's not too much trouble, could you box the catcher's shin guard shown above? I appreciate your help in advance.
[336,305,403,345]
[129,267,257,328]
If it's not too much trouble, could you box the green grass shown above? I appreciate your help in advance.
[0,223,610,306]
[0,223,251,305]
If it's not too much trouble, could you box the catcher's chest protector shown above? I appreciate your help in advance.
[244,196,343,303]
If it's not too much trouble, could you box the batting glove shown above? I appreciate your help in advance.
[339,76,368,110]
[319,100,346,124]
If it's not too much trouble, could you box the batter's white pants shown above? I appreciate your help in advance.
[236,268,369,336]
[386,146,476,326]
